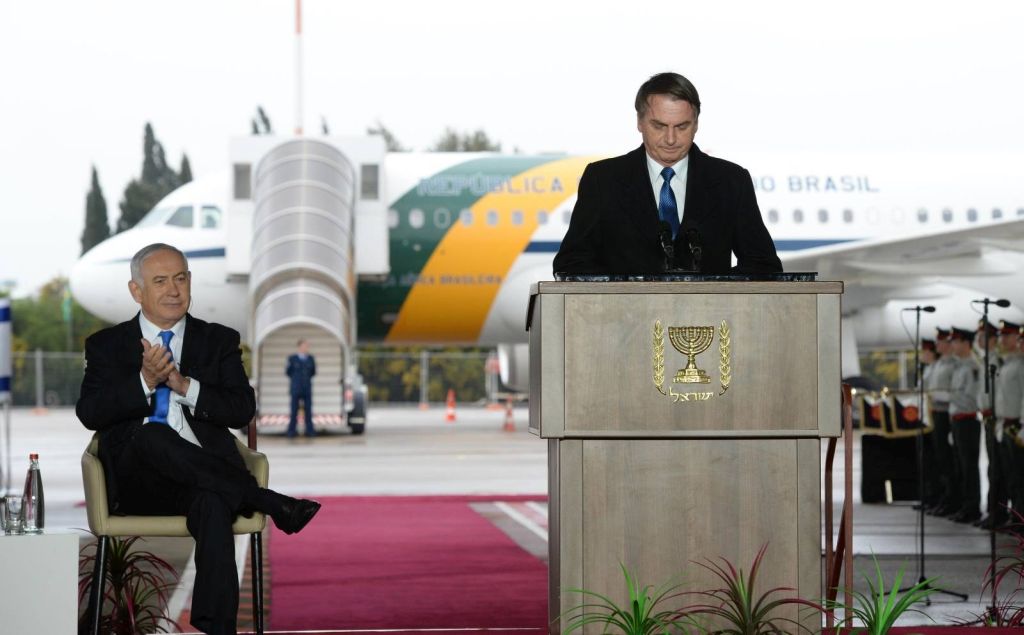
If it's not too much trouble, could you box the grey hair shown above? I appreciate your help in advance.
[130,243,189,286]
[635,72,701,118]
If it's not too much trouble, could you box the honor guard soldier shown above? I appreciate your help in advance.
[996,320,1024,525]
[949,326,982,523]
[928,328,961,516]
[977,319,1007,528]
[919,339,942,508]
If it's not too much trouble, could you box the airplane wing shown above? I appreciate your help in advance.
[781,217,1024,312]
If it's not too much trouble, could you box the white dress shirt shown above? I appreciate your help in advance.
[138,314,203,447]
[646,153,689,224]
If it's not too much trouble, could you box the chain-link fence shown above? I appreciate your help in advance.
[7,347,914,407]
[6,349,501,407]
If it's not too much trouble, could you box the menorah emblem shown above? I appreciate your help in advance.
[668,326,715,384]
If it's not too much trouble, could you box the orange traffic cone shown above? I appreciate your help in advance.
[445,388,456,422]
[503,396,515,432]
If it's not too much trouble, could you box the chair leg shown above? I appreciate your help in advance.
[250,531,264,635]
[88,535,109,635]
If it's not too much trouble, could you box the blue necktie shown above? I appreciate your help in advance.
[659,166,680,240]
[150,330,174,424]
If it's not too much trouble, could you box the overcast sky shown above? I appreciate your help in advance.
[2,0,1023,296]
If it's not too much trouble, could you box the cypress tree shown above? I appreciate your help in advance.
[116,123,182,232]
[80,166,110,255]
[179,154,193,184]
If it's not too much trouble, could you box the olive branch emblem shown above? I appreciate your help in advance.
[653,320,666,395]
[719,320,731,395]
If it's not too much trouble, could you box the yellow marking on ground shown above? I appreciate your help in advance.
[387,156,595,342]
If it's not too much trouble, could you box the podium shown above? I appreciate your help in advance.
[527,276,842,631]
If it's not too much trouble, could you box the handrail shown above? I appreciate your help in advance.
[824,384,855,628]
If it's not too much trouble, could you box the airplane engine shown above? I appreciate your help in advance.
[497,343,530,394]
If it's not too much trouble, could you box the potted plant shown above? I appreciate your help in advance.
[677,543,823,635]
[825,555,936,635]
[559,563,691,634]
[77,534,181,634]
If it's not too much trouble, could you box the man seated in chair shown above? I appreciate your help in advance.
[76,242,321,635]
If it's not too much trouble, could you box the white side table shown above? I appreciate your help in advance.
[0,530,79,633]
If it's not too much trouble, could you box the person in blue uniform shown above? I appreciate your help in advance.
[286,339,316,438]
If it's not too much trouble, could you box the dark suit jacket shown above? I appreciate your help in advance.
[286,354,316,395]
[76,313,256,510]
[553,144,782,275]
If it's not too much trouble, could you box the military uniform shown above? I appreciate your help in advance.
[996,321,1024,523]
[977,320,1006,528]
[928,329,960,515]
[949,327,982,523]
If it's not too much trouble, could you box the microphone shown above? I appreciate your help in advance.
[658,221,675,271]
[901,305,936,312]
[972,298,1011,307]
[685,228,703,273]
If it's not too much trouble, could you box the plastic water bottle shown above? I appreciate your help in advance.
[22,453,44,533]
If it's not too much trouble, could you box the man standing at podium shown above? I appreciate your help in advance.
[553,72,782,276]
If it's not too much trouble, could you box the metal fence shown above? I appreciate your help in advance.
[7,349,500,408]
[8,347,913,407]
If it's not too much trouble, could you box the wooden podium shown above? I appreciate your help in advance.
[527,278,842,631]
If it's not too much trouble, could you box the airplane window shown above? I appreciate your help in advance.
[993,208,1003,219]
[511,210,523,226]
[793,209,804,223]
[562,210,572,224]
[843,209,853,223]
[917,208,928,223]
[388,209,400,229]
[460,209,473,226]
[942,209,953,223]
[537,211,549,225]
[409,208,425,229]
[433,208,451,228]
[200,206,222,229]
[486,210,499,226]
[137,207,173,228]
[166,206,193,228]
[967,208,978,222]
[818,209,828,223]
[767,209,778,223]
[1018,208,1024,217]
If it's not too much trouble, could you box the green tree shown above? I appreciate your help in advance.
[81,166,110,255]
[10,277,110,352]
[179,154,192,184]
[116,123,181,232]
[367,121,407,152]
[257,106,272,134]
[431,127,501,152]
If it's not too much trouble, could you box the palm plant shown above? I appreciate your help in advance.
[77,535,181,634]
[827,555,936,635]
[677,543,823,635]
[560,563,692,634]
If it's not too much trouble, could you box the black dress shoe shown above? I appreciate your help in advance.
[953,510,982,524]
[935,504,961,517]
[978,515,1009,530]
[272,498,322,535]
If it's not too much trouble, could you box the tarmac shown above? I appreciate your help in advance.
[0,404,1015,629]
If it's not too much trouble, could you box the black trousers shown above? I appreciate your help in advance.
[985,421,1009,521]
[930,411,960,507]
[115,424,259,635]
[952,418,982,514]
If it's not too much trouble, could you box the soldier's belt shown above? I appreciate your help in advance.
[952,412,979,422]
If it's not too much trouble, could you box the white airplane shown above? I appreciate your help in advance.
[71,148,1024,400]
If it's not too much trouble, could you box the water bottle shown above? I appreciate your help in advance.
[22,453,44,533]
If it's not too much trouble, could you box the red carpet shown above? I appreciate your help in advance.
[269,495,548,631]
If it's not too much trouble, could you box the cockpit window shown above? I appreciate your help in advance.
[136,207,174,228]
[166,206,194,228]
[200,206,222,229]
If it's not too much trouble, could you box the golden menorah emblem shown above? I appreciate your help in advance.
[668,326,715,384]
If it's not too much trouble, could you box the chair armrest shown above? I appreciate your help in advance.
[81,434,111,535]
[234,438,269,488]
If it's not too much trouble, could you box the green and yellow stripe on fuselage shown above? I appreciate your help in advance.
[357,154,594,344]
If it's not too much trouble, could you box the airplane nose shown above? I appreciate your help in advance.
[69,237,139,324]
